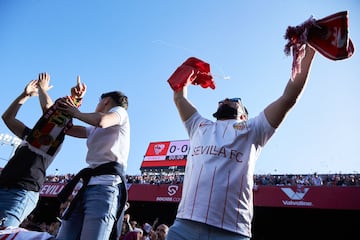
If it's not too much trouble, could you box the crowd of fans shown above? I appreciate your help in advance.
[45,171,360,186]
[18,212,168,240]
[3,170,357,238]
[4,170,358,238]
[253,172,360,186]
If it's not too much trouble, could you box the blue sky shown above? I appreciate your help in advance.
[0,0,359,176]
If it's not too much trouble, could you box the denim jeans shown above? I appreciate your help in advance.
[0,187,39,227]
[56,184,119,240]
[166,218,251,240]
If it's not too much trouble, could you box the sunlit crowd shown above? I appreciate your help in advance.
[45,172,360,186]
[5,170,357,239]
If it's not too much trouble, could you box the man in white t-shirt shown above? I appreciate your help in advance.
[55,91,130,240]
[166,44,316,239]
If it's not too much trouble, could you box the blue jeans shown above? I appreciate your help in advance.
[56,184,119,240]
[166,218,250,240]
[0,187,39,227]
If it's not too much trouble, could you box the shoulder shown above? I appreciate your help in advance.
[248,111,274,129]
[185,111,210,125]
[109,106,128,117]
[110,106,129,126]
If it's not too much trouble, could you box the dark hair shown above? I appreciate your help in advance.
[101,91,128,110]
[213,97,248,120]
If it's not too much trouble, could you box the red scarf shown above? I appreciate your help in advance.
[284,11,354,78]
[167,57,215,91]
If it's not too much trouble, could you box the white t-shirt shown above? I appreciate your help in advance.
[85,106,130,185]
[176,111,275,237]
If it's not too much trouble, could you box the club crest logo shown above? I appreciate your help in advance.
[154,144,165,155]
[233,122,247,130]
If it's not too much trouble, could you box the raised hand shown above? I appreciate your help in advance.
[71,75,87,99]
[57,97,79,117]
[37,72,53,92]
[24,79,39,97]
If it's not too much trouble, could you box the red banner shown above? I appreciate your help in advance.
[39,183,64,197]
[39,183,360,210]
[253,185,360,210]
[127,184,182,203]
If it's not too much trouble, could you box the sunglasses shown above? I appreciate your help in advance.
[218,97,242,105]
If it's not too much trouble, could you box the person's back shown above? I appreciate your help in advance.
[166,43,316,239]
[177,111,274,236]
[0,73,86,227]
[55,90,130,240]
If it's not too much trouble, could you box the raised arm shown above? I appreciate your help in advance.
[168,57,215,122]
[173,85,197,122]
[69,75,87,107]
[1,80,38,138]
[59,75,88,138]
[37,72,54,112]
[264,44,316,128]
[169,64,198,122]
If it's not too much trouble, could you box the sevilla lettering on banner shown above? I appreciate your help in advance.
[39,183,64,196]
